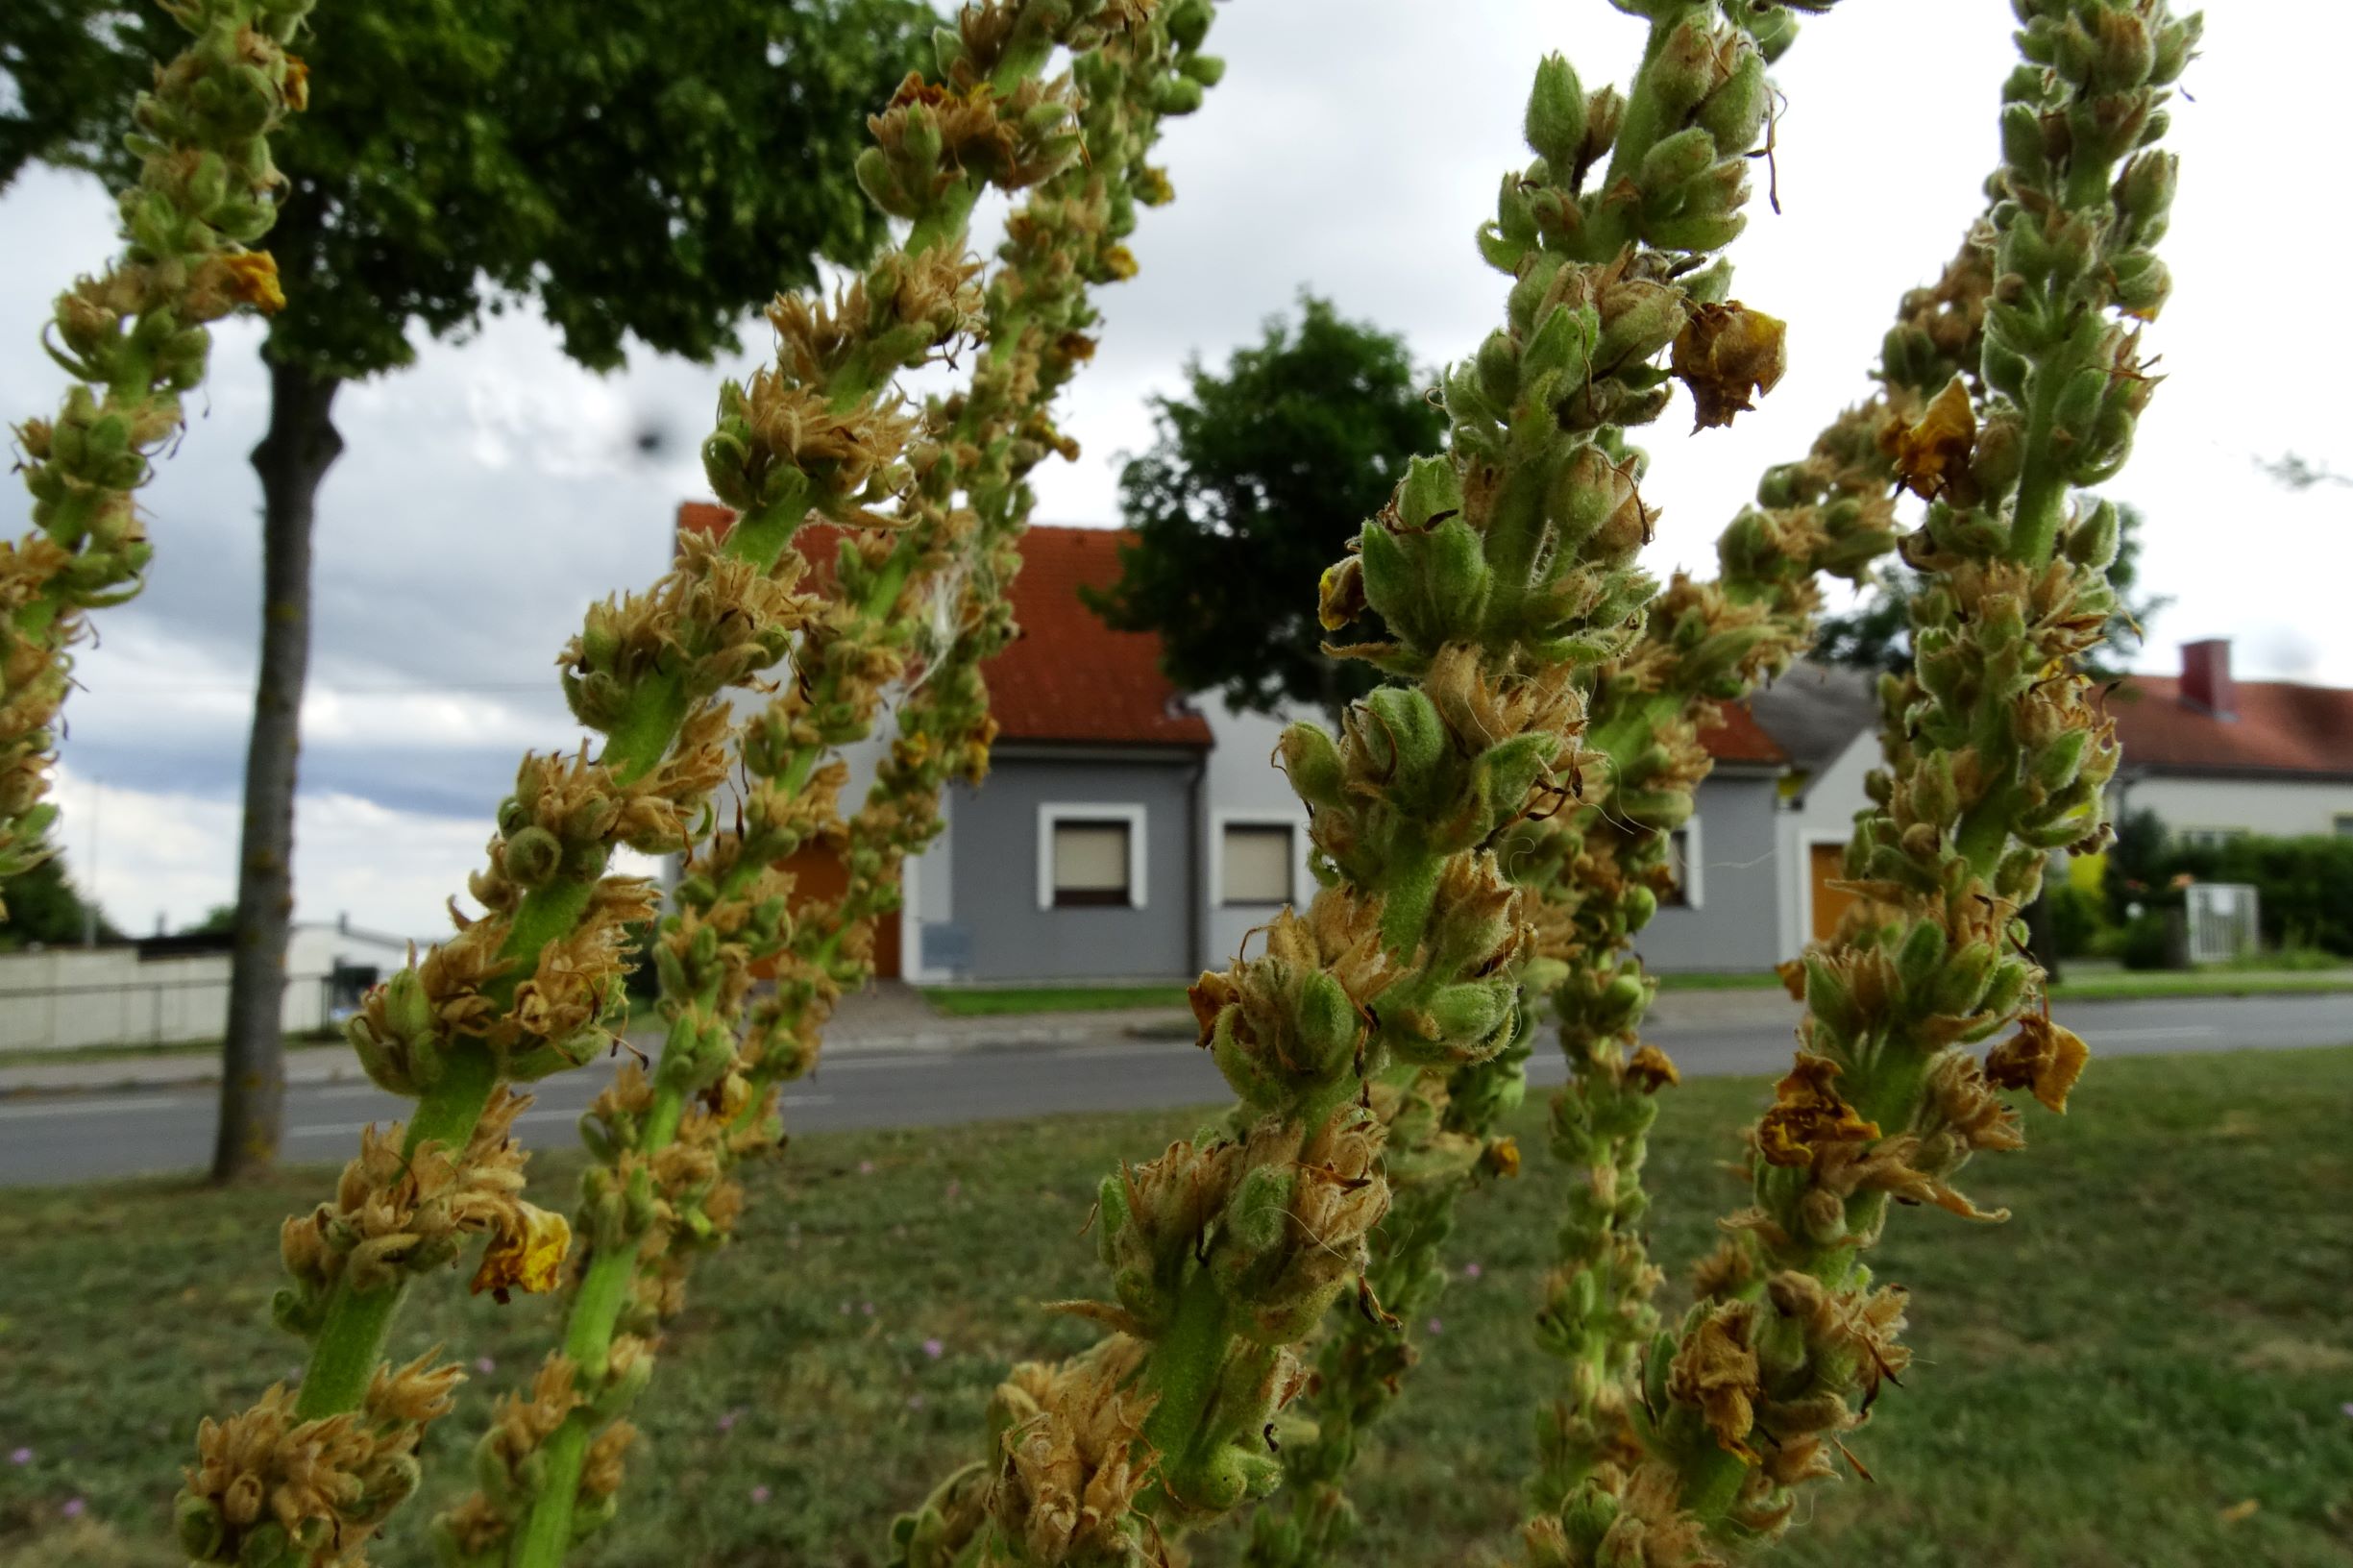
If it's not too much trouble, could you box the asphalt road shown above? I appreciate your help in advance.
[1,993,2344,1188]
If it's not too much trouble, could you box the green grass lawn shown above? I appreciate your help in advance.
[5,1047,2350,1566]
[2050,967,2353,1000]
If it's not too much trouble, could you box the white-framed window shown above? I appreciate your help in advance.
[2176,826,2248,850]
[1038,803,1147,910]
[2336,814,2353,840]
[1213,814,1305,908]
[1659,818,1704,909]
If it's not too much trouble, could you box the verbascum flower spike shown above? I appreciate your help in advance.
[1525,4,2196,1561]
[428,9,1224,1566]
[906,7,1820,1563]
[1520,220,1992,1515]
[1243,10,1857,1564]
[183,4,1140,1561]
[1,0,309,912]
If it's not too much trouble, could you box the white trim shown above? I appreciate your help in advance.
[1666,816,1705,911]
[1037,802,1149,911]
[1210,811,1310,909]
[897,852,932,984]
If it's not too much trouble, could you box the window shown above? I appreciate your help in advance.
[2176,826,2248,850]
[2335,814,2353,839]
[1219,822,1296,906]
[1658,821,1704,909]
[1038,804,1146,910]
[1053,821,1132,905]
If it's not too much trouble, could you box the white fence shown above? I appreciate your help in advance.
[0,946,378,1052]
[2185,882,2262,966]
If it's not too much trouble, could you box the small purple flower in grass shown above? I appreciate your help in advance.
[944,1179,962,1199]
[922,1337,944,1360]
[61,1498,86,1519]
[750,1484,771,1505]
[858,1160,875,1175]
[476,1356,497,1375]
[9,1447,30,1465]
[1462,1262,1483,1280]
[861,1301,876,1317]
[717,1408,745,1433]
[2342,1401,2353,1420]
[907,1394,926,1411]
[1426,1317,1442,1335]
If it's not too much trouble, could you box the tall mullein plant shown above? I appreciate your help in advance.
[1519,224,1991,1513]
[1524,6,2196,1564]
[430,10,1223,1563]
[175,4,1126,1561]
[2,0,308,910]
[894,7,1820,1564]
[1238,9,1830,1565]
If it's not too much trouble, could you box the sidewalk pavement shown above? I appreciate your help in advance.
[0,980,1813,1097]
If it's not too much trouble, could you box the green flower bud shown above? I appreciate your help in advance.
[1363,686,1447,796]
[1525,54,1588,170]
[1638,126,1718,197]
[1475,328,1522,407]
[1276,722,1344,810]
[1150,75,1205,116]
[1697,42,1770,152]
[1425,520,1492,634]
[1180,55,1225,87]
[1167,0,1213,51]
[177,1493,227,1559]
[503,825,563,888]
[2064,500,2120,569]
[1397,452,1463,530]
[1294,969,1360,1076]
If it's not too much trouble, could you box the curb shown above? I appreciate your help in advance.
[0,1013,1199,1099]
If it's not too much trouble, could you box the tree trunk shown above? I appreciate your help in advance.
[2023,882,2063,987]
[212,357,341,1184]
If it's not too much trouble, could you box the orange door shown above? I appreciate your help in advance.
[1810,842,1858,943]
[760,845,900,980]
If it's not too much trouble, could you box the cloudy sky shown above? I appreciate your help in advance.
[3,0,2346,939]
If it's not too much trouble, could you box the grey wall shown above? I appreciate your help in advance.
[1639,772,1785,973]
[947,754,1201,981]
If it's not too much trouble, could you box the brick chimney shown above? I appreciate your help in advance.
[2180,638,2237,720]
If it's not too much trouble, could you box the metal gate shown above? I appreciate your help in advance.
[2185,882,2261,965]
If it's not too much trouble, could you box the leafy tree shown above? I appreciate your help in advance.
[1818,500,2168,679]
[0,851,118,948]
[185,903,238,937]
[5,0,930,1179]
[2102,804,2170,922]
[1085,294,1446,720]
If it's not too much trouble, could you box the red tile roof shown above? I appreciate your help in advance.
[987,525,1213,747]
[675,505,1209,747]
[1707,700,1792,767]
[2110,674,2353,780]
[673,502,1786,763]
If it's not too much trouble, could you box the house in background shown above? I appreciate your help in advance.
[1754,638,2353,951]
[1750,663,1882,950]
[2105,639,2353,845]
[677,503,1794,981]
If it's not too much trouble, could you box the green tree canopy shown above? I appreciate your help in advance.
[1818,500,2169,679]
[0,851,119,948]
[1085,294,1446,717]
[6,0,932,376]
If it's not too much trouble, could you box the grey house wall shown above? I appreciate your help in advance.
[1638,771,1784,973]
[946,752,1201,980]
